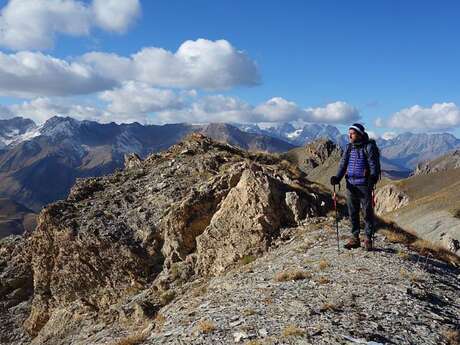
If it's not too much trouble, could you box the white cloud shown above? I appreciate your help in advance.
[304,101,360,124]
[99,81,185,114]
[375,117,384,128]
[253,97,303,122]
[0,51,115,98]
[9,97,105,123]
[154,95,255,124]
[153,96,360,125]
[0,39,259,98]
[389,103,460,131]
[0,105,13,119]
[7,97,150,124]
[82,39,260,90]
[0,0,140,50]
[92,0,140,33]
[253,98,360,124]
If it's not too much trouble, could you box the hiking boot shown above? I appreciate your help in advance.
[363,237,373,251]
[344,236,360,250]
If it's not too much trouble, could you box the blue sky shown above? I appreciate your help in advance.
[0,0,459,137]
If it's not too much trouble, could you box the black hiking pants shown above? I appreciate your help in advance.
[346,181,375,238]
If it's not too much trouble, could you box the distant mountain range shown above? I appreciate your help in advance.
[235,122,460,171]
[0,116,459,219]
[0,117,294,214]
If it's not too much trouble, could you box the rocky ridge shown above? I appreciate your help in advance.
[0,134,459,345]
[1,134,330,344]
[414,149,460,175]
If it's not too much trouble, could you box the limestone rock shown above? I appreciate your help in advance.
[0,236,33,344]
[374,184,410,215]
[124,153,143,170]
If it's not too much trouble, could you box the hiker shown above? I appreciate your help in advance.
[330,123,380,251]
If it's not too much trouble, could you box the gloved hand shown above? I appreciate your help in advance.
[330,176,340,185]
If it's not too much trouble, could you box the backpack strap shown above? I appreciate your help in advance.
[363,140,382,180]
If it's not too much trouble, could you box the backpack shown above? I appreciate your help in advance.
[346,136,382,181]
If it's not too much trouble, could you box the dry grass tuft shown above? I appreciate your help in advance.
[318,259,330,270]
[159,290,175,306]
[196,319,216,334]
[274,269,311,282]
[319,302,340,312]
[378,219,460,267]
[412,239,441,253]
[191,283,208,298]
[397,250,410,260]
[240,255,256,265]
[154,313,166,331]
[317,276,330,285]
[245,341,263,345]
[243,308,257,316]
[399,268,423,283]
[112,331,148,345]
[380,229,411,244]
[443,328,460,345]
[282,324,306,337]
[410,239,460,267]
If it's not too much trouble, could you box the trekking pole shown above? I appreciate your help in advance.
[333,184,340,254]
[371,184,376,248]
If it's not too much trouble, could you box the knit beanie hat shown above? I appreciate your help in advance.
[349,123,365,136]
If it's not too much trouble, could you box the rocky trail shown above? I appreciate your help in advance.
[142,219,460,345]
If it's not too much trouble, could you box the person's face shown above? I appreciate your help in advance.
[348,129,360,143]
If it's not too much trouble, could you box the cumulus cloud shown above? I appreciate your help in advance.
[0,39,259,98]
[304,101,360,124]
[0,0,140,50]
[92,0,140,33]
[253,98,360,124]
[82,39,260,90]
[154,95,255,124]
[0,51,115,98]
[99,81,186,114]
[0,104,13,119]
[375,117,384,128]
[388,103,460,131]
[8,97,105,123]
[153,96,359,125]
[253,97,303,122]
[7,97,150,124]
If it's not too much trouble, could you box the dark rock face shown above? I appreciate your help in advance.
[0,236,33,344]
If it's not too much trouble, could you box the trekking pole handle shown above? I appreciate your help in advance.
[333,184,337,209]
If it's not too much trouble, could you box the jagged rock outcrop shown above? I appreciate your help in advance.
[414,149,460,175]
[2,134,329,344]
[124,153,143,170]
[0,236,33,344]
[374,184,410,215]
[283,139,342,175]
[303,139,342,170]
